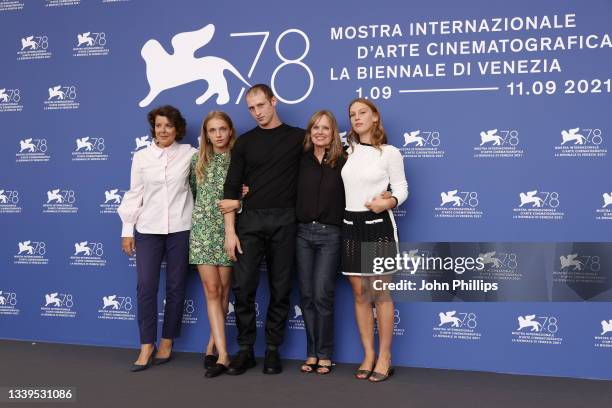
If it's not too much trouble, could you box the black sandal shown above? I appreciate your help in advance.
[355,360,376,379]
[300,360,319,373]
[316,362,334,375]
[369,366,395,382]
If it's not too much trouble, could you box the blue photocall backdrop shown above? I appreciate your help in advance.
[1,0,611,380]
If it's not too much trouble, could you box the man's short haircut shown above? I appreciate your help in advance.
[246,84,275,101]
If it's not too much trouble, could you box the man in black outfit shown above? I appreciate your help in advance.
[220,84,303,375]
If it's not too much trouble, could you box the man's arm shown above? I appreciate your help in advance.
[223,139,245,200]
[220,139,245,213]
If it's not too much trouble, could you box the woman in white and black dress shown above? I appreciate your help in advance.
[341,98,408,382]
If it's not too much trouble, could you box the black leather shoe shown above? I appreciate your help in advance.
[130,347,156,372]
[153,340,173,365]
[153,352,172,366]
[263,349,282,375]
[205,363,228,378]
[204,354,218,369]
[226,349,256,376]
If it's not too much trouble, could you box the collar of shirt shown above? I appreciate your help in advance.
[307,148,329,165]
[150,141,179,159]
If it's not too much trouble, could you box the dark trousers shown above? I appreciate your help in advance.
[135,230,189,344]
[295,222,340,359]
[233,208,296,348]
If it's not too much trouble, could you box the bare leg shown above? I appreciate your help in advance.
[205,336,215,356]
[219,266,232,319]
[198,265,231,366]
[206,265,232,356]
[349,276,376,377]
[372,300,393,375]
[156,337,173,358]
[369,275,393,379]
[218,265,232,364]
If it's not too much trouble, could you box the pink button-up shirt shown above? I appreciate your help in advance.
[118,142,198,237]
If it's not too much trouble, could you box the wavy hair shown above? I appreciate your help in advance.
[195,111,236,184]
[147,105,186,141]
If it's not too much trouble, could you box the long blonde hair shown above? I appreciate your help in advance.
[347,98,387,151]
[303,110,345,168]
[195,111,236,184]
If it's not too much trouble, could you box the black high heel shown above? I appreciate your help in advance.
[153,341,173,365]
[131,347,156,372]
[153,352,172,366]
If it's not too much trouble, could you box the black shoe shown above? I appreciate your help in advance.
[153,340,173,365]
[369,367,395,382]
[263,349,282,375]
[205,363,228,378]
[153,350,173,366]
[300,359,318,373]
[152,354,172,366]
[226,349,256,376]
[130,347,156,372]
[204,354,218,369]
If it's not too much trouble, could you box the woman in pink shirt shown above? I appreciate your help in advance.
[118,105,197,372]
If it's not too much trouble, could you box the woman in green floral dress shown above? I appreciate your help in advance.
[190,111,239,378]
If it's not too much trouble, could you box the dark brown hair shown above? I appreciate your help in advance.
[147,105,187,141]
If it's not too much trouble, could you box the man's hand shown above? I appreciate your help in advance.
[224,233,243,261]
[218,199,241,214]
[121,237,135,256]
[241,184,250,198]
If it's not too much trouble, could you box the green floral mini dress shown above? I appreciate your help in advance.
[189,152,232,266]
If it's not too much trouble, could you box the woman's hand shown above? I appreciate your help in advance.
[380,191,392,200]
[218,199,241,214]
[121,237,135,256]
[224,233,243,261]
[365,192,395,214]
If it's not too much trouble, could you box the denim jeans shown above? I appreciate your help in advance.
[295,222,341,359]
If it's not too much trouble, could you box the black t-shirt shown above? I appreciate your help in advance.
[296,150,346,226]
[223,123,304,210]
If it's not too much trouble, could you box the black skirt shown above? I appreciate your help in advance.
[341,209,399,276]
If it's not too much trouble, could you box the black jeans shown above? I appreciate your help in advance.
[295,222,340,359]
[233,208,296,348]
